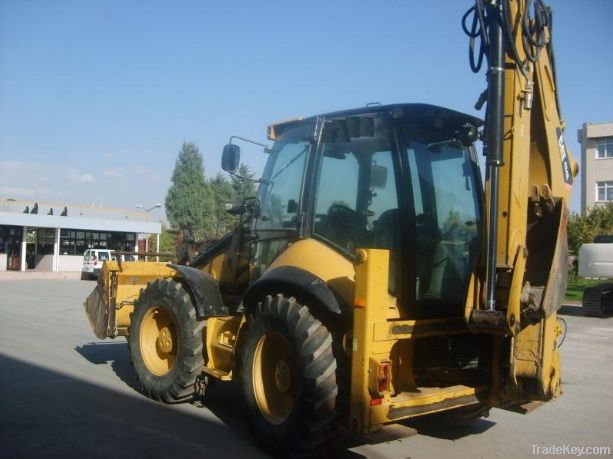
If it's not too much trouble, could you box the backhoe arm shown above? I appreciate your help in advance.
[464,0,577,404]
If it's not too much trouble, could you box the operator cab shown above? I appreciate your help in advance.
[224,104,483,318]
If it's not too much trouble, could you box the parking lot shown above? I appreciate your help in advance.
[1,279,611,458]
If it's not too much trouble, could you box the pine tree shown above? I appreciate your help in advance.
[210,173,236,238]
[231,163,257,205]
[165,141,215,241]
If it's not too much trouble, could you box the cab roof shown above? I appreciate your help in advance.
[267,103,483,140]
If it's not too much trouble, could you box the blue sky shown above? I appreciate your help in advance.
[1,0,611,220]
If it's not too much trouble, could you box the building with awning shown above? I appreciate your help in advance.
[0,199,161,272]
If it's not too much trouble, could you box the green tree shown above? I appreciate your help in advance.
[231,163,257,205]
[147,230,178,262]
[567,203,613,253]
[209,173,236,238]
[165,141,215,241]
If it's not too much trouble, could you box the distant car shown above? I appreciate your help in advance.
[81,249,113,280]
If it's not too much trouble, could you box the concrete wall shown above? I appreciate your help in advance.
[0,254,82,272]
[0,254,86,272]
[58,255,83,272]
[34,255,54,271]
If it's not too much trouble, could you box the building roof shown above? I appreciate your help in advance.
[582,122,613,139]
[0,199,161,234]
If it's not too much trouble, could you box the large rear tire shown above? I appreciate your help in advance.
[129,278,205,403]
[239,294,337,457]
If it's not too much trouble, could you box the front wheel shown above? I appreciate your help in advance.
[239,294,338,457]
[129,278,205,403]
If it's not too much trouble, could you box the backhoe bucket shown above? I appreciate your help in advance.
[83,261,179,339]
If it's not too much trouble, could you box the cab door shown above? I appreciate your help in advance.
[310,113,403,297]
[250,121,317,281]
[402,130,483,319]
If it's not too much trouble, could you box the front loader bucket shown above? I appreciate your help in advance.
[84,283,112,339]
[83,260,179,339]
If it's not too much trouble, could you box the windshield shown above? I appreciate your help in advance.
[256,122,315,230]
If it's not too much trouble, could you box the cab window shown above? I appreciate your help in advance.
[250,122,315,282]
[312,115,401,293]
[404,131,481,306]
[256,123,314,230]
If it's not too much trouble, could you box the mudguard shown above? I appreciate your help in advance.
[168,264,228,319]
[243,266,348,328]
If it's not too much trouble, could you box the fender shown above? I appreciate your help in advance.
[168,264,228,319]
[243,266,349,329]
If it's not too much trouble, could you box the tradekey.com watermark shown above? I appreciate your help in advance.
[532,444,611,456]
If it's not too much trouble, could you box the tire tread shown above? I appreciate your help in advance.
[129,278,205,403]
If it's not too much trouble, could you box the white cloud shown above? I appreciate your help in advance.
[0,160,95,200]
[104,169,126,179]
[0,161,27,174]
[134,165,160,180]
[65,167,96,183]
[0,186,37,198]
[0,159,165,210]
[0,185,68,199]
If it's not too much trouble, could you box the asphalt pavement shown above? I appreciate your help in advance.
[0,279,611,459]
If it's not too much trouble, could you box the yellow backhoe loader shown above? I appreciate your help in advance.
[84,1,577,456]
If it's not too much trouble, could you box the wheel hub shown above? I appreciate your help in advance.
[253,331,295,425]
[157,326,174,353]
[274,359,291,393]
[140,306,177,376]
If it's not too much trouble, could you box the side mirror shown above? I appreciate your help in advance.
[222,144,240,172]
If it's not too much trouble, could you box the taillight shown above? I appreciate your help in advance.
[376,360,392,394]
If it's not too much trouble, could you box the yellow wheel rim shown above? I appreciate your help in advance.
[140,306,177,376]
[253,331,294,425]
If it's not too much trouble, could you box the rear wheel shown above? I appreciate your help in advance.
[239,294,338,457]
[129,278,205,403]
